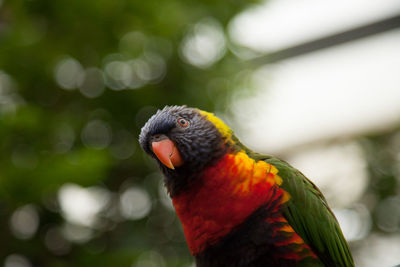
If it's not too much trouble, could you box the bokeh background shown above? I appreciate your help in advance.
[1,0,400,266]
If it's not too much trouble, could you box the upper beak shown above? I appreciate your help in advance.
[151,138,183,169]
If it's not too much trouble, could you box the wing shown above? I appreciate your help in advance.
[264,157,355,267]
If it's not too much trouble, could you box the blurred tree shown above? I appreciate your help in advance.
[0,0,259,266]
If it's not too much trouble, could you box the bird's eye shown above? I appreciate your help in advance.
[177,118,189,128]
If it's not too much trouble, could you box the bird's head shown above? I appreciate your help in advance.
[139,105,234,195]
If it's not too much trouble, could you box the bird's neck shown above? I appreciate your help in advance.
[171,150,289,255]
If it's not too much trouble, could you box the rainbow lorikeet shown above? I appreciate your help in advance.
[139,106,354,267]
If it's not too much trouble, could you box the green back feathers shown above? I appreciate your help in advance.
[264,158,354,267]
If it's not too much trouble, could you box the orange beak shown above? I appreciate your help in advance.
[152,138,183,169]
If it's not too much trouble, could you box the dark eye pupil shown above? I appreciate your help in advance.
[178,118,188,127]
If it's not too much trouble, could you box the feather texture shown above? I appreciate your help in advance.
[263,157,354,267]
[139,106,354,267]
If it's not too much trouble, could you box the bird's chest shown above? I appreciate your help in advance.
[172,152,285,255]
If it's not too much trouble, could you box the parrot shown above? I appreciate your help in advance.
[139,105,354,267]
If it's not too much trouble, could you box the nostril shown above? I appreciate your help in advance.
[153,134,163,141]
[151,134,168,143]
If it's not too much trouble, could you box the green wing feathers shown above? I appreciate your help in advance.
[265,158,355,267]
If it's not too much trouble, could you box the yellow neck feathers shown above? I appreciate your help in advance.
[199,110,233,143]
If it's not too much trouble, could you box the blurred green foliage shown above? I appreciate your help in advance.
[0,0,259,266]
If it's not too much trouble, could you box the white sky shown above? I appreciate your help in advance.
[229,0,400,51]
[229,0,400,153]
[231,29,400,153]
